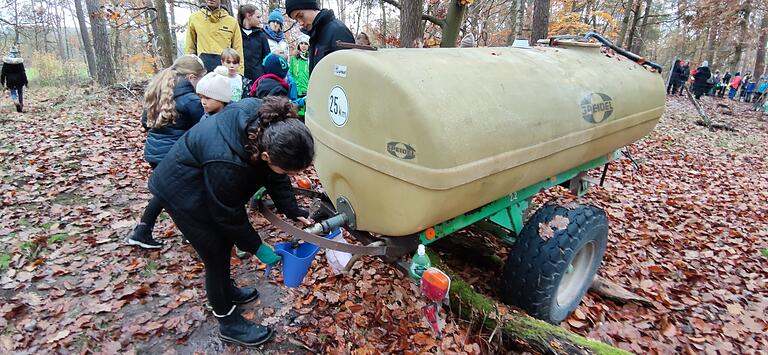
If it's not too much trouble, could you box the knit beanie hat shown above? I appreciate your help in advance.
[460,34,476,48]
[285,0,320,18]
[196,66,232,103]
[268,9,284,24]
[8,47,20,58]
[298,34,310,45]
[262,53,289,78]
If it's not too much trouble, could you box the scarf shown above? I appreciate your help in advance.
[300,51,308,60]
[264,26,284,42]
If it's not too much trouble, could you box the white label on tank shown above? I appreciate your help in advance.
[334,65,347,77]
[328,86,349,127]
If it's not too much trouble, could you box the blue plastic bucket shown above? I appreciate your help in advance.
[274,229,342,288]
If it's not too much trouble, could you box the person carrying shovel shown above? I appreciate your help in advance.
[148,96,314,346]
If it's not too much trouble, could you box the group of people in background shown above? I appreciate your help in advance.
[127,0,356,348]
[668,58,768,104]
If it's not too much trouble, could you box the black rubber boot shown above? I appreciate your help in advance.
[126,223,163,249]
[231,281,259,305]
[215,306,273,347]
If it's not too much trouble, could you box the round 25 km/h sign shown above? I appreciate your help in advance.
[328,86,349,127]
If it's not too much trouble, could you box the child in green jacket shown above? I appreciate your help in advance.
[290,35,310,97]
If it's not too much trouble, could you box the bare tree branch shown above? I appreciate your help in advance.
[381,0,446,28]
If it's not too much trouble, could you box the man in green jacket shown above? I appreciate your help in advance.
[186,0,244,74]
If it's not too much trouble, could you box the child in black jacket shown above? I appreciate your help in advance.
[1,47,28,113]
[149,96,313,346]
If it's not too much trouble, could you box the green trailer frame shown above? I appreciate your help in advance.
[416,150,619,246]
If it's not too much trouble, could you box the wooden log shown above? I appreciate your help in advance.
[427,250,629,355]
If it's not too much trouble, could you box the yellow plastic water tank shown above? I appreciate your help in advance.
[305,44,664,236]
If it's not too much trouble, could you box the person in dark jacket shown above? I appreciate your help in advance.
[149,96,313,346]
[667,59,682,95]
[237,4,271,85]
[248,53,290,98]
[285,0,355,75]
[691,61,712,100]
[1,47,28,113]
[127,55,207,249]
[678,61,690,95]
[719,72,732,97]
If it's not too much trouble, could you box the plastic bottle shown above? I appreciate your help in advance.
[409,244,432,280]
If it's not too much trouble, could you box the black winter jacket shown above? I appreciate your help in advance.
[1,59,28,88]
[141,79,205,165]
[241,27,271,80]
[692,66,713,94]
[149,98,308,254]
[253,74,289,98]
[305,9,354,75]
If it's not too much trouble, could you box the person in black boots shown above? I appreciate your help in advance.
[285,0,354,75]
[691,61,712,100]
[667,59,682,95]
[678,61,690,95]
[1,47,28,113]
[149,96,313,346]
[127,55,207,249]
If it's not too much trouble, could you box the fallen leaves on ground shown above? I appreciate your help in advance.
[0,86,485,353]
[1,87,766,354]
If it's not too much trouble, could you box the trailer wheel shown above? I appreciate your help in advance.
[500,204,608,324]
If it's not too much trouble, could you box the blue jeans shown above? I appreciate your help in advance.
[728,87,737,100]
[9,86,23,105]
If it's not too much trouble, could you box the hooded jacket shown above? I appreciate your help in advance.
[692,66,712,95]
[250,74,290,98]
[149,98,307,253]
[141,79,205,165]
[1,57,27,88]
[185,6,244,74]
[305,9,354,74]
[241,26,271,80]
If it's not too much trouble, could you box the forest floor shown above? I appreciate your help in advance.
[0,86,766,354]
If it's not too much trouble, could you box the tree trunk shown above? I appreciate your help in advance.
[506,0,521,45]
[616,0,634,47]
[269,0,280,12]
[530,0,550,45]
[74,0,98,80]
[705,27,717,68]
[515,0,525,38]
[154,0,176,66]
[625,0,642,52]
[634,0,652,53]
[400,0,424,47]
[440,0,468,47]
[381,0,387,46]
[754,14,768,77]
[145,9,160,73]
[169,0,178,52]
[113,29,122,76]
[84,0,117,85]
[730,0,751,72]
[221,0,233,14]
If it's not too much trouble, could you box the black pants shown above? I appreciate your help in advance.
[9,85,23,111]
[199,53,222,73]
[159,201,237,314]
[139,162,163,230]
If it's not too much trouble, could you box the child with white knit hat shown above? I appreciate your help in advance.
[196,66,232,121]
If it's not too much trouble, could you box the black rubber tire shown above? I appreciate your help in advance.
[500,204,608,324]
